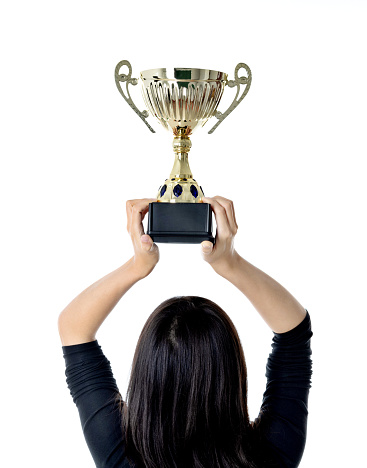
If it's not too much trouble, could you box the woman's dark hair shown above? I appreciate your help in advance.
[119,296,260,468]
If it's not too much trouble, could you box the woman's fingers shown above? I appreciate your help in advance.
[124,198,160,278]
[126,198,156,239]
[200,196,238,272]
[211,196,238,234]
[202,196,232,237]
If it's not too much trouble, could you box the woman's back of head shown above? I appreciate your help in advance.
[123,296,259,468]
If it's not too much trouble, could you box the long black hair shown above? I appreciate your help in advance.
[119,296,261,468]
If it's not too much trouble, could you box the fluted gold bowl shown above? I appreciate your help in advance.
[140,68,228,133]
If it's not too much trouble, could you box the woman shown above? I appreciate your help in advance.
[59,196,313,468]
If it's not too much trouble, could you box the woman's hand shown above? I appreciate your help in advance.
[126,198,159,279]
[200,196,240,276]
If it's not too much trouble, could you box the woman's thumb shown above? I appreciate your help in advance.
[141,234,154,251]
[201,240,213,254]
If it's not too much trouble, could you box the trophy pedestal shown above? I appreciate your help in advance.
[147,202,214,244]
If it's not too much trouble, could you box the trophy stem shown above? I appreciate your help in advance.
[169,153,192,179]
[156,127,204,202]
[170,127,193,179]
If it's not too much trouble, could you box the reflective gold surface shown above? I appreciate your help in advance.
[115,60,155,133]
[139,68,228,203]
[115,60,252,204]
[156,127,204,203]
[140,67,228,133]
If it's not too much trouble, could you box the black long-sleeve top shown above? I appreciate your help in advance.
[61,311,313,468]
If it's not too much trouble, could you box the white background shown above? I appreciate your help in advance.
[1,1,366,466]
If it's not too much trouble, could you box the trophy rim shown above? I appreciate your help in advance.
[140,67,228,82]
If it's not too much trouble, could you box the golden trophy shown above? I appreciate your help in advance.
[115,60,251,243]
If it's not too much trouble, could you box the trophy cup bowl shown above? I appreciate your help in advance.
[140,67,227,205]
[140,67,228,133]
[115,60,252,243]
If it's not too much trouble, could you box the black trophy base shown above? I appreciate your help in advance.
[147,202,214,244]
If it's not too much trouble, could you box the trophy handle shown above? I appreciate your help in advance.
[115,60,156,133]
[208,62,252,134]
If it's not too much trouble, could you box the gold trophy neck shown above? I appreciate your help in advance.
[156,132,204,203]
[171,129,193,179]
[169,153,192,180]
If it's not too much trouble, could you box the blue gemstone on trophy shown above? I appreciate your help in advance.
[183,178,187,181]
[190,185,198,198]
[160,184,167,197]
[173,184,183,197]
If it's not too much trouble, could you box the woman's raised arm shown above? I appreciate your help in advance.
[58,198,159,346]
[201,196,306,333]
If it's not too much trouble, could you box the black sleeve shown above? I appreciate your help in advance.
[253,311,313,468]
[62,340,130,468]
